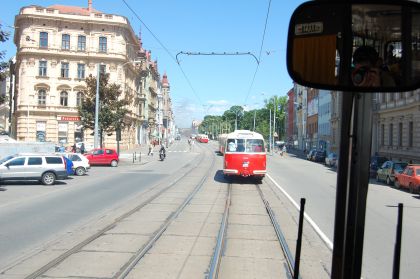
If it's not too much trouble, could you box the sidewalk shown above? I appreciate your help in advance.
[118,144,154,166]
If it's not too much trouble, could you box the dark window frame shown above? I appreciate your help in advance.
[39,32,48,48]
[60,91,68,106]
[61,62,69,78]
[61,34,70,50]
[99,36,107,53]
[38,89,47,105]
[77,35,86,51]
[39,60,47,76]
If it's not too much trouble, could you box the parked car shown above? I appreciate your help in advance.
[306,149,317,160]
[0,154,68,185]
[376,161,408,185]
[394,165,420,193]
[84,148,119,167]
[325,152,338,167]
[59,153,90,176]
[369,155,388,178]
[313,150,327,163]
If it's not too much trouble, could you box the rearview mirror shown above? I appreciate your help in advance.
[287,0,420,92]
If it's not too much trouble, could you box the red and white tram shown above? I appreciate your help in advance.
[218,133,228,154]
[222,130,266,180]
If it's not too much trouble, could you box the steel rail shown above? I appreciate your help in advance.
[256,184,299,279]
[207,183,232,279]
[115,144,217,279]
[24,146,210,279]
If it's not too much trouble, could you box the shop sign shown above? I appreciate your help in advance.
[58,116,81,121]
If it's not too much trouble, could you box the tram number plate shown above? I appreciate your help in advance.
[243,162,249,167]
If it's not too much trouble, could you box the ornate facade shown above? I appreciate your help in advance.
[12,2,173,149]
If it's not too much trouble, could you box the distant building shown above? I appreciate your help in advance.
[286,88,295,145]
[306,88,318,150]
[318,90,332,152]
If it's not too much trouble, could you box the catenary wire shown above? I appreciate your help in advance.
[121,0,203,105]
[244,0,272,106]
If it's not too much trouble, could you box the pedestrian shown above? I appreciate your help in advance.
[148,143,153,156]
[72,143,76,153]
[80,143,85,154]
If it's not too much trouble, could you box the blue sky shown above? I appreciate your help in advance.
[0,0,306,128]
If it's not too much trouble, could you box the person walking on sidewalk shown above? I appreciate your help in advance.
[148,143,154,156]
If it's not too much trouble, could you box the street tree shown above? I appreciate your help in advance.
[223,105,244,130]
[0,24,10,104]
[78,73,133,146]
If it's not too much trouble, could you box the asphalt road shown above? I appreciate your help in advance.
[0,140,198,270]
[267,151,420,279]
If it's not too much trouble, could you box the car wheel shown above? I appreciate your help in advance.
[42,172,56,185]
[386,176,391,185]
[110,160,118,167]
[409,183,414,193]
[75,167,86,176]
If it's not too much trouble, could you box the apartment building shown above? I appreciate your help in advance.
[12,2,173,149]
[373,91,420,163]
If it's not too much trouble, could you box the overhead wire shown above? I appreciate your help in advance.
[121,0,203,105]
[244,0,272,106]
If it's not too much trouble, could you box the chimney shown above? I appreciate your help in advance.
[88,0,92,12]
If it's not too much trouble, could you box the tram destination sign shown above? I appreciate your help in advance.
[295,22,323,35]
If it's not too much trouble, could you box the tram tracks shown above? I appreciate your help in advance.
[20,144,217,279]
[207,181,299,279]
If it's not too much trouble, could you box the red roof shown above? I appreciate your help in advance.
[47,4,101,16]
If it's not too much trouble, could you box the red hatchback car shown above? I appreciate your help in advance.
[84,148,119,167]
[394,165,420,193]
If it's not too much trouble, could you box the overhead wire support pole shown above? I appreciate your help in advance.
[175,51,260,65]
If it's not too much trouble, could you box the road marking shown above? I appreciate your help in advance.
[266,173,334,251]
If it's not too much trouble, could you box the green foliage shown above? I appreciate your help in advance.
[198,95,288,141]
[78,73,132,136]
[0,24,10,82]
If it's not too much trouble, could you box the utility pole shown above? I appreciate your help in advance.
[269,109,272,154]
[94,64,100,149]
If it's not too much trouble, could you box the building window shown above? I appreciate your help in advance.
[36,121,46,142]
[398,123,403,147]
[77,35,86,51]
[39,32,48,48]
[409,121,413,147]
[39,61,47,76]
[61,62,69,78]
[60,91,68,106]
[58,122,68,144]
[77,64,85,79]
[61,34,70,50]
[389,123,393,146]
[381,124,385,146]
[76,91,84,106]
[99,36,107,53]
[99,64,106,75]
[38,89,46,105]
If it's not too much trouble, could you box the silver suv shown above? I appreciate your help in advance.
[0,154,68,185]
